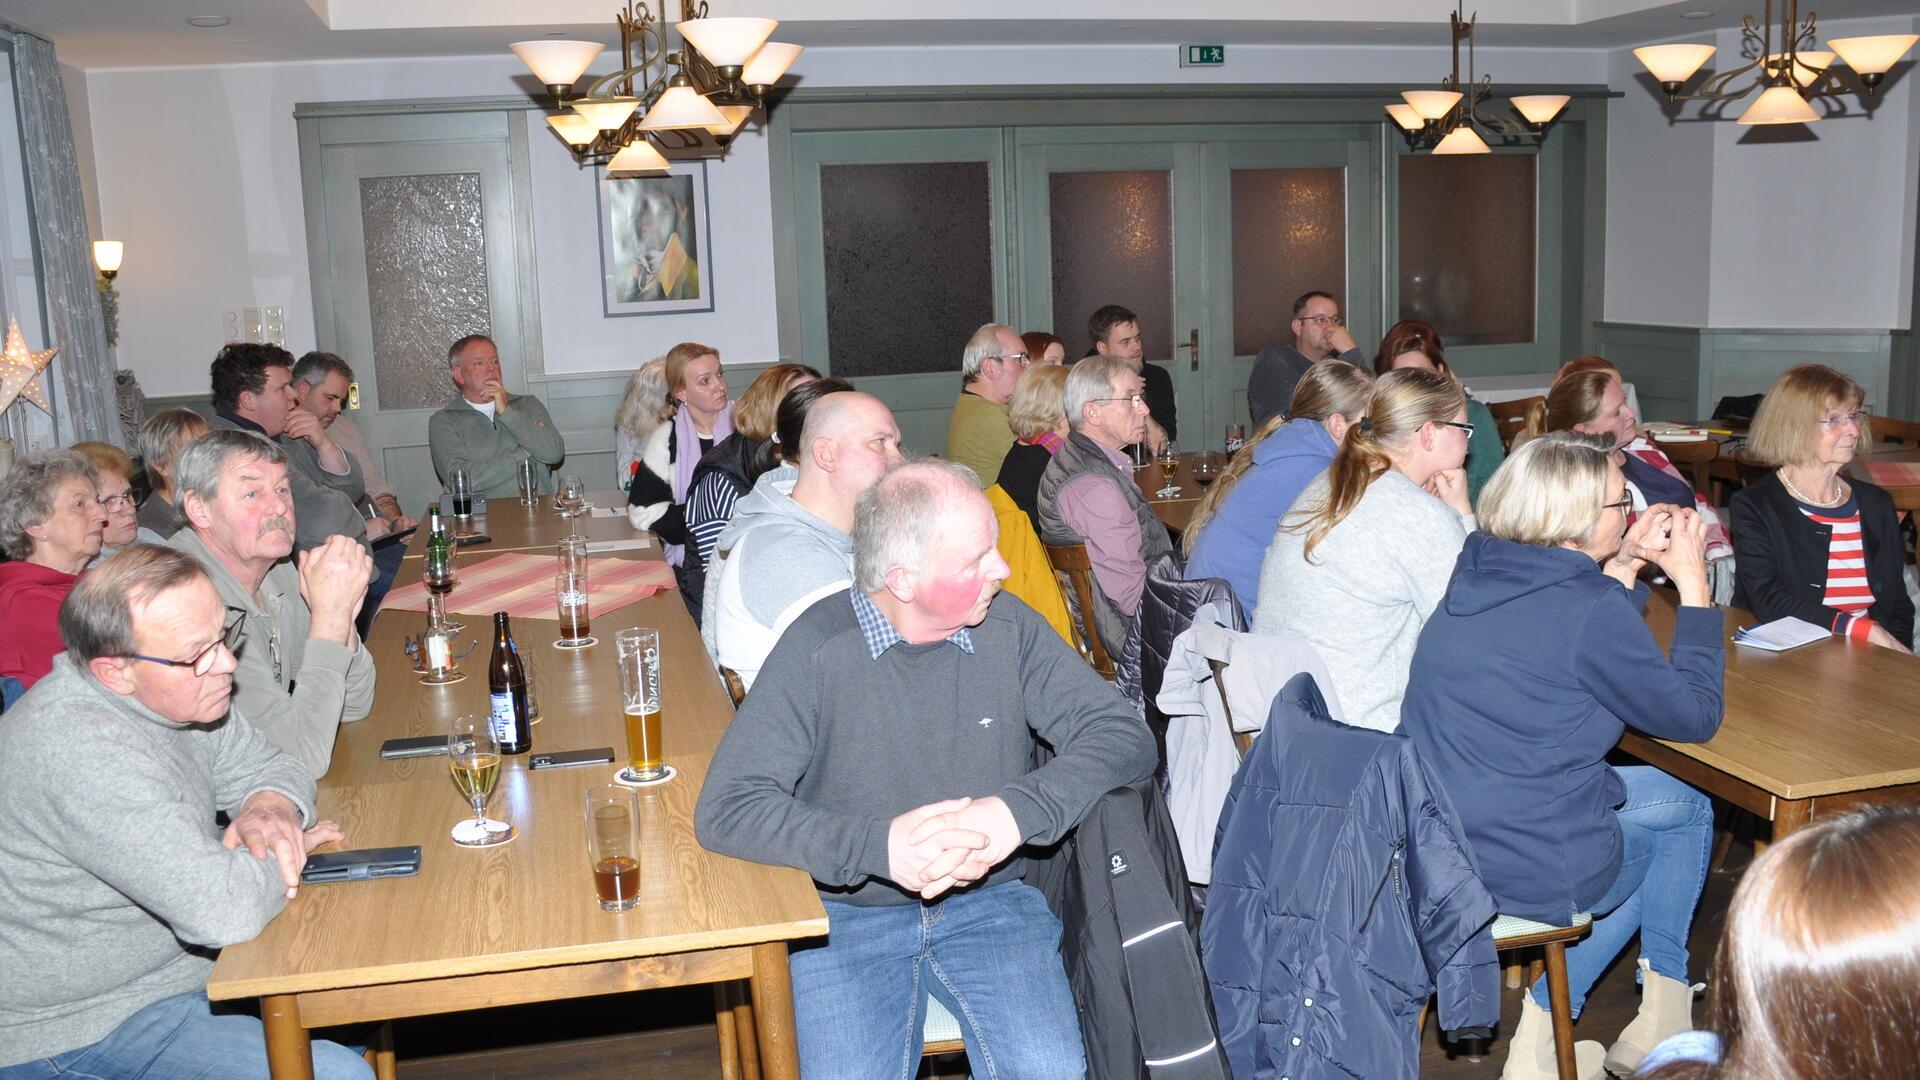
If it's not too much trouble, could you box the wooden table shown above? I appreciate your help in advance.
[1621,591,1920,835]
[1136,453,1222,534]
[407,493,639,556]
[1688,433,1920,512]
[207,539,827,1079]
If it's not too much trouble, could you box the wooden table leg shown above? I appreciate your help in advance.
[1771,796,1814,840]
[748,942,800,1080]
[261,994,315,1080]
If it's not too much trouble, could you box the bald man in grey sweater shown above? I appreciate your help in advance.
[0,546,368,1079]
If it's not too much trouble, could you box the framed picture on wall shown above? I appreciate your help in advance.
[596,160,714,317]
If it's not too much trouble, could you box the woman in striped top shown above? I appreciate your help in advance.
[1728,364,1914,651]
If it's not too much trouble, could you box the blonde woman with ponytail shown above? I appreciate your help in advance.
[1183,362,1373,608]
[1252,367,1474,732]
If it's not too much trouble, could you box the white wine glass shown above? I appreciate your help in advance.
[1156,442,1182,498]
[449,713,515,847]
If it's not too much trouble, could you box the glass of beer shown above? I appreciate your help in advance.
[1224,423,1246,454]
[615,628,667,784]
[1155,441,1182,497]
[450,464,474,522]
[555,539,593,649]
[585,784,641,912]
[449,713,514,846]
[517,457,540,508]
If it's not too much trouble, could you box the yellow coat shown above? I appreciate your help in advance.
[987,483,1075,646]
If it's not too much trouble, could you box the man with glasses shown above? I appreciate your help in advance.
[1035,356,1175,666]
[0,545,370,1080]
[167,430,375,779]
[1247,290,1369,428]
[945,323,1031,486]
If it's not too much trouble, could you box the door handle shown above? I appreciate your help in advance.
[1177,328,1200,372]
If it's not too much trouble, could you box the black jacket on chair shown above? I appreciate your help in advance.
[1729,470,1914,644]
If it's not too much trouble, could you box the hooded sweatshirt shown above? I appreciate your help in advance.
[701,464,853,688]
[1401,533,1724,922]
[1184,418,1336,608]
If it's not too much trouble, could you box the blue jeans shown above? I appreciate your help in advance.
[791,880,1085,1080]
[0,991,371,1079]
[1529,766,1714,1017]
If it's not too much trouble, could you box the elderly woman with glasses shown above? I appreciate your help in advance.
[1729,364,1913,652]
[1403,432,1723,1080]
[71,441,160,559]
[0,450,109,690]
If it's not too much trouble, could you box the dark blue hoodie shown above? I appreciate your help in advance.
[1184,418,1336,608]
[1401,532,1725,922]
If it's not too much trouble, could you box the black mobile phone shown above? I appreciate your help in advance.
[380,735,449,759]
[455,533,492,547]
[301,846,423,884]
[529,747,617,770]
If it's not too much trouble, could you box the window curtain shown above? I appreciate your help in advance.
[6,28,115,444]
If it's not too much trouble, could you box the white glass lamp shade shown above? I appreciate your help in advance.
[707,104,755,138]
[1766,50,1835,87]
[1827,34,1918,75]
[1431,125,1492,155]
[1737,83,1820,125]
[606,140,671,174]
[1510,95,1571,125]
[638,83,727,130]
[1402,89,1464,120]
[741,41,803,86]
[92,240,124,274]
[546,113,599,146]
[1384,103,1424,131]
[675,17,777,68]
[1633,43,1716,85]
[510,40,603,87]
[571,96,640,131]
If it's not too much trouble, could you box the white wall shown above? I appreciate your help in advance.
[79,40,1610,398]
[1604,14,1920,330]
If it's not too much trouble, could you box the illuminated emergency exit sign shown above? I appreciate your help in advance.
[1181,45,1225,67]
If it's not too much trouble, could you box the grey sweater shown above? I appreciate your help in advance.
[0,655,317,1065]
[427,392,567,500]
[696,589,1157,906]
[1245,345,1369,429]
[1253,469,1471,732]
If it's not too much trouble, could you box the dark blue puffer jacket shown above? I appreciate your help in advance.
[1201,673,1498,1080]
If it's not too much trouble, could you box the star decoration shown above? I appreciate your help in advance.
[0,317,57,416]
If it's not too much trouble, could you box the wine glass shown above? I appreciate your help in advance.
[1191,451,1222,488]
[556,474,587,539]
[425,540,463,637]
[1156,442,1182,498]
[449,714,515,847]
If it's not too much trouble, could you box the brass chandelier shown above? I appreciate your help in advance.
[511,1,803,173]
[1632,1,1915,125]
[1385,4,1572,155]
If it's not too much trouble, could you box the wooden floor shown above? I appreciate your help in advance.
[386,840,1751,1079]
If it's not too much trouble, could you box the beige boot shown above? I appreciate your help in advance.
[1604,959,1699,1076]
[1501,994,1606,1080]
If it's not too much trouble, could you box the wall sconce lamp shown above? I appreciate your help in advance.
[93,241,122,347]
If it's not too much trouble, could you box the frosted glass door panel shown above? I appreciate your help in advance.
[1048,170,1173,360]
[1230,168,1346,357]
[1397,154,1536,346]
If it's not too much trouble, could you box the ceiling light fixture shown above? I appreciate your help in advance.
[1632,1,1915,126]
[1387,2,1570,155]
[511,1,804,169]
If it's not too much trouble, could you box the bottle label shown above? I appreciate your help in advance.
[489,692,517,744]
[425,632,450,670]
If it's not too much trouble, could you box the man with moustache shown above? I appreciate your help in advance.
[168,430,375,780]
[0,546,369,1079]
[698,461,1154,1076]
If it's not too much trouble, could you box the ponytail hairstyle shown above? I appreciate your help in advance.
[1182,362,1373,555]
[1287,367,1463,561]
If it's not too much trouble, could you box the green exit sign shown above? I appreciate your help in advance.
[1181,44,1225,67]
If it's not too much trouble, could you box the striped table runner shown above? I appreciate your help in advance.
[384,552,676,620]
[1855,460,1920,488]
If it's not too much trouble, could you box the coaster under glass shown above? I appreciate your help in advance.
[613,764,677,788]
[451,817,516,846]
[554,636,597,650]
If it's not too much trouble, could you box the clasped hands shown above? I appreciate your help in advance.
[886,795,1022,901]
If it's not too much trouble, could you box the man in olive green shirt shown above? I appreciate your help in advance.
[427,334,567,500]
[944,323,1030,486]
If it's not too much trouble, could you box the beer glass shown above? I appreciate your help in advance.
[615,628,668,784]
[555,538,593,649]
[1156,442,1182,498]
[585,785,642,912]
[1224,423,1246,454]
[449,713,515,846]
[450,464,474,522]
[517,457,540,508]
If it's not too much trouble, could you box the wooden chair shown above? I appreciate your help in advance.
[719,665,748,708]
[714,988,966,1078]
[1486,396,1546,451]
[1491,913,1594,1080]
[360,1023,397,1080]
[1651,436,1722,506]
[1043,542,1117,680]
[1207,656,1254,757]
[1868,413,1920,448]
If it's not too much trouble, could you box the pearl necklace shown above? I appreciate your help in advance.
[1778,468,1847,508]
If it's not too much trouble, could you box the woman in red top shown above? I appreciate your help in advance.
[0,450,107,690]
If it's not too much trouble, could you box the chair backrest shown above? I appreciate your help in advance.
[1043,541,1117,680]
[1650,436,1717,499]
[1485,396,1546,451]
[718,665,747,708]
[1206,657,1254,758]
[1869,414,1920,448]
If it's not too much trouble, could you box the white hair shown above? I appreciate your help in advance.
[960,323,1015,381]
[852,458,979,594]
[1063,355,1134,433]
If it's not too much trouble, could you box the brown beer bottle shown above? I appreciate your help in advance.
[488,612,533,755]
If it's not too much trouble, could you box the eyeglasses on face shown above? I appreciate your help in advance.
[1091,394,1147,409]
[989,352,1032,367]
[1439,420,1476,438]
[1602,493,1634,514]
[1817,410,1865,431]
[97,492,134,512]
[1297,313,1342,326]
[125,612,244,677]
